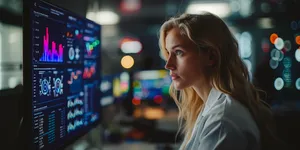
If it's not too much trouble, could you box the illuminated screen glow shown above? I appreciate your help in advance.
[133,70,171,101]
[28,0,101,149]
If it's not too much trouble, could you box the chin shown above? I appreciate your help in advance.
[173,81,188,90]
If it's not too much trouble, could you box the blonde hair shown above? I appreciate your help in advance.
[159,12,281,149]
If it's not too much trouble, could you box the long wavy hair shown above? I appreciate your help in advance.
[159,12,282,149]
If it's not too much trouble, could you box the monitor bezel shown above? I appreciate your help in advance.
[23,0,101,149]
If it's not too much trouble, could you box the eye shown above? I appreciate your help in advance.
[175,50,183,56]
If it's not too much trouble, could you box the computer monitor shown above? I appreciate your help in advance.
[100,72,130,106]
[23,0,101,149]
[112,72,130,103]
[99,75,114,107]
[133,70,171,104]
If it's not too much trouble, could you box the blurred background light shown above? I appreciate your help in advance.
[95,10,120,25]
[275,37,284,50]
[260,2,271,13]
[120,38,142,54]
[121,55,134,69]
[284,40,292,51]
[261,38,270,53]
[269,59,279,69]
[257,18,274,29]
[274,77,284,90]
[239,31,252,58]
[144,107,165,120]
[270,48,284,61]
[291,21,298,30]
[186,2,231,18]
[296,35,300,45]
[295,48,300,62]
[100,96,114,106]
[243,59,252,72]
[120,0,141,13]
[270,33,278,44]
[296,78,300,90]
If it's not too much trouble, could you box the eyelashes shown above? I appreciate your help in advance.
[175,50,183,56]
[164,49,184,58]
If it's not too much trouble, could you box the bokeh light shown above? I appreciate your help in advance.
[239,32,252,58]
[284,40,292,52]
[260,2,271,13]
[121,55,134,69]
[154,95,163,104]
[296,78,300,90]
[132,97,141,105]
[274,77,284,91]
[269,59,279,69]
[282,68,292,88]
[270,33,278,44]
[296,35,300,45]
[243,59,252,72]
[270,48,284,61]
[261,38,270,53]
[274,37,284,50]
[291,21,298,30]
[283,57,292,68]
[295,48,300,62]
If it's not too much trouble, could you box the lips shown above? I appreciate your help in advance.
[170,73,179,80]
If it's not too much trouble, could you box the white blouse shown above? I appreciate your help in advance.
[184,88,261,150]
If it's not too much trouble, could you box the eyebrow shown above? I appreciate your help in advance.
[166,44,183,52]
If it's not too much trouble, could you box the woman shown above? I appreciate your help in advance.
[159,12,283,150]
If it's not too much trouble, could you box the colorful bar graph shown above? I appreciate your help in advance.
[40,27,63,62]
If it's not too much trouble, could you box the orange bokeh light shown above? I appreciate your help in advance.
[296,36,300,45]
[270,33,278,44]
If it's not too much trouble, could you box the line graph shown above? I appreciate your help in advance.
[83,61,96,79]
[67,98,83,108]
[67,119,83,133]
[67,70,82,93]
[67,108,84,120]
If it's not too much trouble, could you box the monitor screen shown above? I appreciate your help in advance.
[100,75,114,107]
[113,72,130,101]
[133,70,171,102]
[100,72,130,106]
[24,0,101,149]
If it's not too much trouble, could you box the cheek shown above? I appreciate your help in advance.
[184,59,206,77]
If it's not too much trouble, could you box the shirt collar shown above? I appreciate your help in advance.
[201,87,223,116]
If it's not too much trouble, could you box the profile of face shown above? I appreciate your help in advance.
[164,28,213,90]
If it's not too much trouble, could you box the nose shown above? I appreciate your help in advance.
[164,56,175,70]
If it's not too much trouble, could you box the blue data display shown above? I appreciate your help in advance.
[29,0,101,149]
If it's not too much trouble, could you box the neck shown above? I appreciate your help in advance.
[192,81,212,104]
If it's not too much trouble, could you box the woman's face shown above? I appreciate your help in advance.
[164,28,211,90]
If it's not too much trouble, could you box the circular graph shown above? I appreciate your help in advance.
[40,79,51,96]
[54,79,62,92]
[53,77,63,97]
[69,47,75,60]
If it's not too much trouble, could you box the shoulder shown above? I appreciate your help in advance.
[201,93,260,141]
